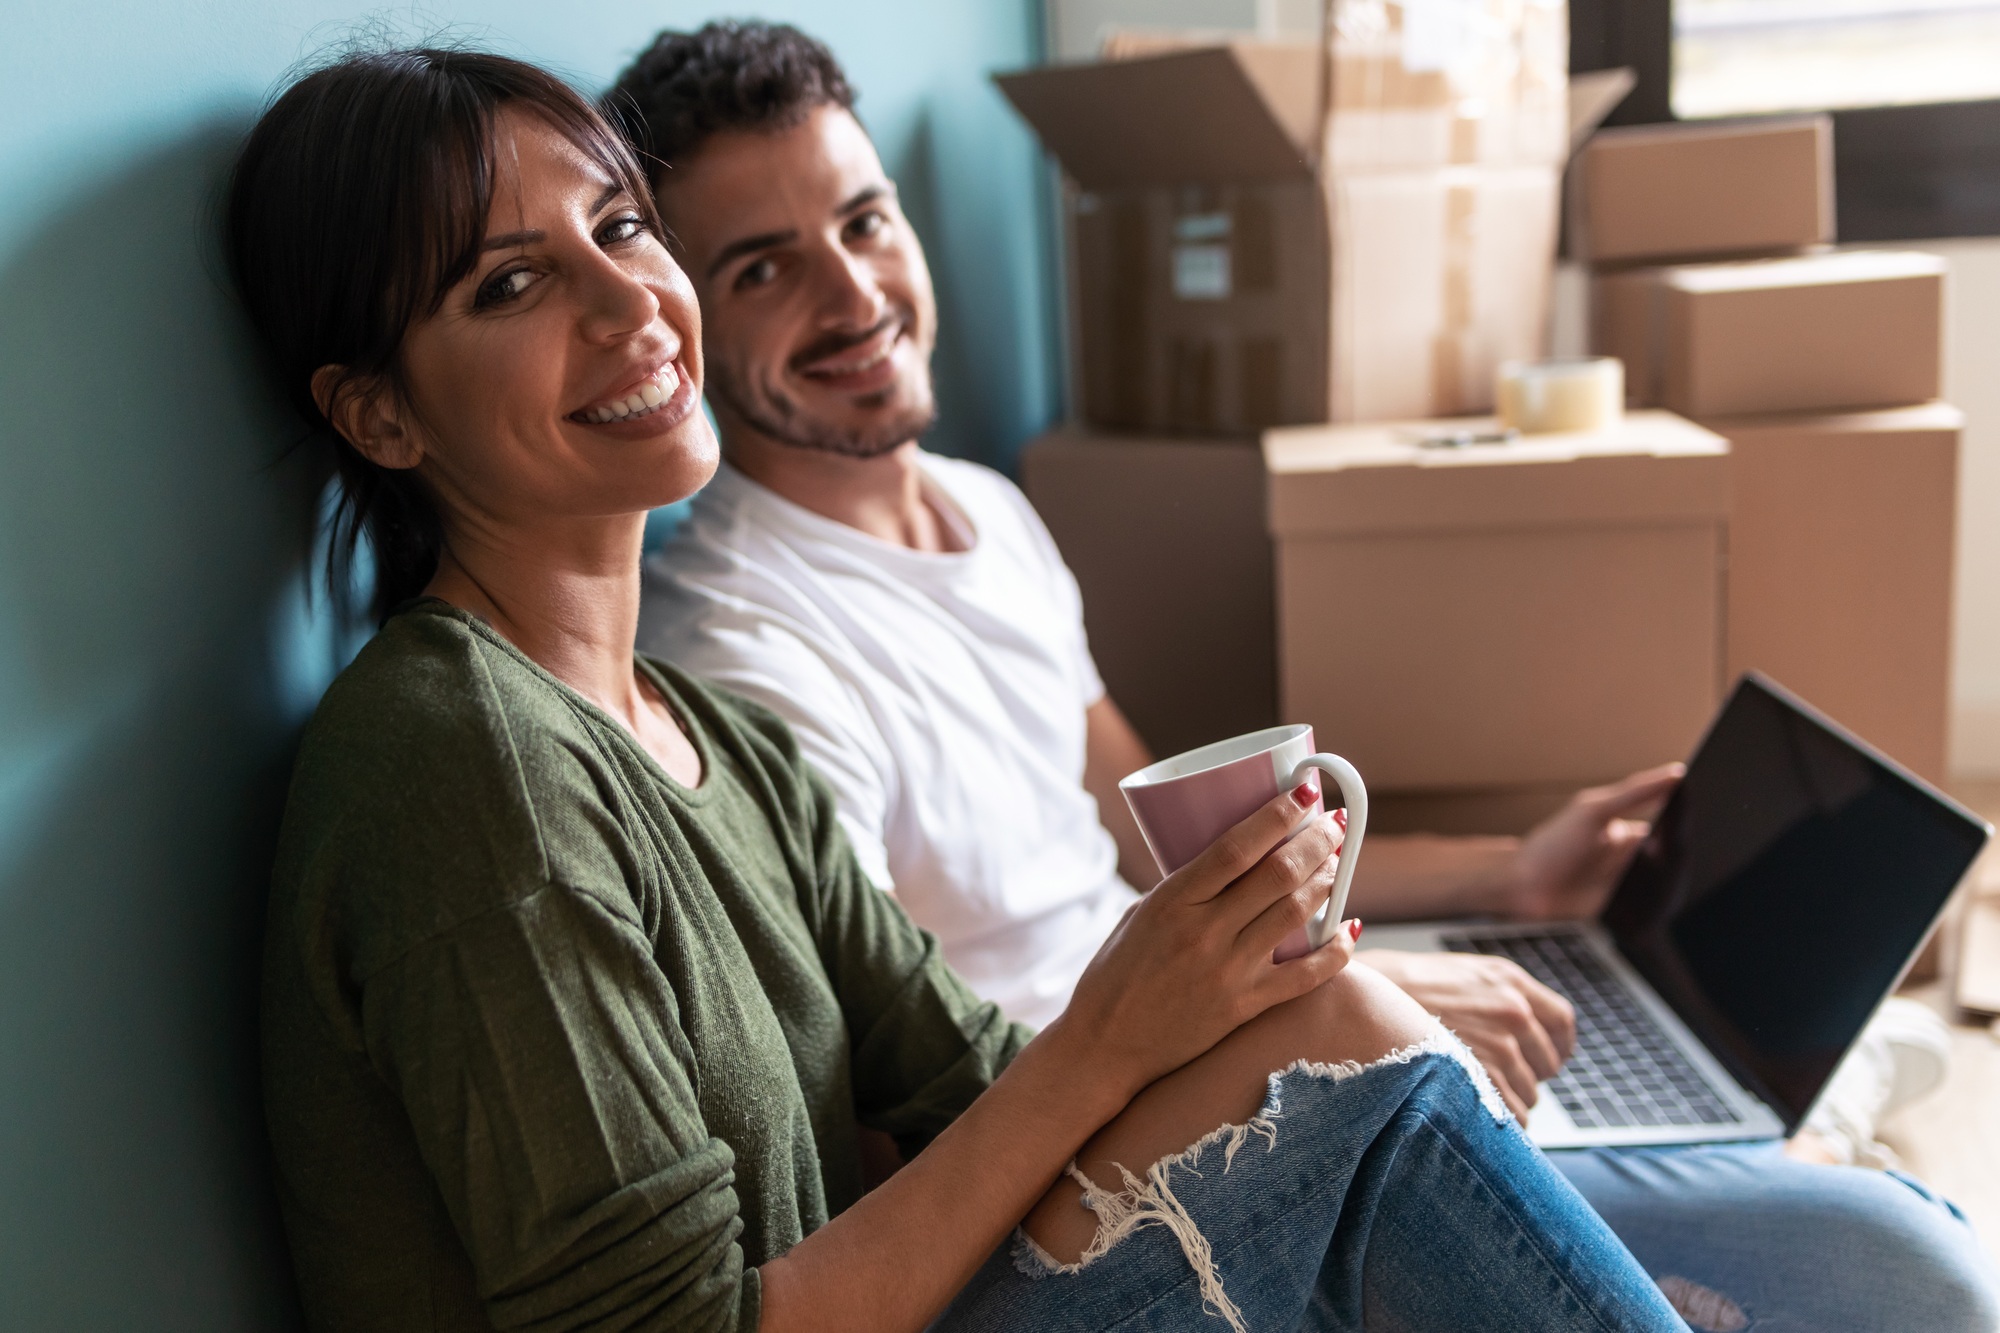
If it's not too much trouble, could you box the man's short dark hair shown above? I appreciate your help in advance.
[604,20,856,188]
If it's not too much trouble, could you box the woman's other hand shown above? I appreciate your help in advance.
[1049,784,1360,1101]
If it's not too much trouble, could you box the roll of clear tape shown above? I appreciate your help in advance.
[1496,357,1624,434]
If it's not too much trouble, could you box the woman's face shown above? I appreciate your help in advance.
[386,105,716,533]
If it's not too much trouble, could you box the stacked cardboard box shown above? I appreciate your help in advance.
[1019,431,1277,760]
[1578,115,1957,788]
[997,0,1568,433]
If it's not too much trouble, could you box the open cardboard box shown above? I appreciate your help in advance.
[997,7,1569,433]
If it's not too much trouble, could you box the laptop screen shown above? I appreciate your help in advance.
[1602,674,1989,1131]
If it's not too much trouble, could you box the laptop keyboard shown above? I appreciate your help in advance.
[1439,927,1743,1130]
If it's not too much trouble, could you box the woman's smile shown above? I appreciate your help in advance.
[568,354,699,433]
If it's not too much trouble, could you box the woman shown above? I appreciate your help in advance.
[235,49,1688,1332]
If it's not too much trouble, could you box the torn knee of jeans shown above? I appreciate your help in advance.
[1012,1031,1493,1332]
[1656,1275,1750,1332]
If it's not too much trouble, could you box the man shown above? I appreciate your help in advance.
[611,23,1995,1329]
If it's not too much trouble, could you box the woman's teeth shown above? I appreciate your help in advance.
[579,366,678,423]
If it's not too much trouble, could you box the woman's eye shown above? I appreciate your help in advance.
[735,257,779,290]
[475,267,536,308]
[600,214,645,245]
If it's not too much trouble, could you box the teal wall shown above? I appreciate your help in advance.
[0,4,1054,1326]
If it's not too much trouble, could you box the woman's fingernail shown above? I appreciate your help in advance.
[1334,808,1348,829]
[1347,918,1363,942]
[1291,777,1319,807]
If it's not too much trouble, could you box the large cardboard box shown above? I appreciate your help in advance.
[1570,116,1834,265]
[1703,402,1960,783]
[998,7,1567,433]
[1019,429,1277,759]
[1267,411,1728,799]
[1592,250,1945,416]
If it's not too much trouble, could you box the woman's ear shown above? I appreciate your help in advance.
[311,365,425,470]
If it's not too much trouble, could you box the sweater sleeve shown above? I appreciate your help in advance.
[791,757,1036,1158]
[360,882,760,1332]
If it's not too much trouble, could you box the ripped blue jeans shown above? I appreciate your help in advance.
[934,1033,1689,1332]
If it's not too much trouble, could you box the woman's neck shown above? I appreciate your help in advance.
[423,510,705,788]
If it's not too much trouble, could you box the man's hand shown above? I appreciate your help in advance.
[1364,949,1575,1123]
[1499,763,1684,921]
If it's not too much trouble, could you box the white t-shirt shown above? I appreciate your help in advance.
[639,455,1136,1028]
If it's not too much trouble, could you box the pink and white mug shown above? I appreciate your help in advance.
[1118,724,1367,961]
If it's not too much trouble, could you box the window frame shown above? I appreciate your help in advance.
[1570,0,2000,239]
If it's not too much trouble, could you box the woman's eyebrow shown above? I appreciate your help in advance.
[480,184,626,252]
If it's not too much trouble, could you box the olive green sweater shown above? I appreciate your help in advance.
[263,602,1032,1332]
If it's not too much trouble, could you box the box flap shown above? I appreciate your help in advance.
[1665,249,1945,294]
[1567,68,1635,158]
[1699,400,1965,439]
[995,43,1318,189]
[1264,410,1728,536]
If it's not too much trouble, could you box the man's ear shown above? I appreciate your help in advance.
[311,364,425,470]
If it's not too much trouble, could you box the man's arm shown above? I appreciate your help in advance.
[1081,696,1161,890]
[1347,763,1686,922]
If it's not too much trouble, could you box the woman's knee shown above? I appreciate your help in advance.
[1021,964,1439,1264]
[1230,961,1439,1076]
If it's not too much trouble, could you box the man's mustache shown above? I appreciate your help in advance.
[789,313,908,372]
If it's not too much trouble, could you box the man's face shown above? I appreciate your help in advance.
[656,104,938,459]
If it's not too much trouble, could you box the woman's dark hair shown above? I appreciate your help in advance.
[603,20,856,189]
[224,49,663,624]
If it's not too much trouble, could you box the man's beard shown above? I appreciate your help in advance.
[711,318,937,460]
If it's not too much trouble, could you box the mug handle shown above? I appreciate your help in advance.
[1289,753,1367,950]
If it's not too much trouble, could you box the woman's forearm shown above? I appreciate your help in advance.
[757,1017,1133,1333]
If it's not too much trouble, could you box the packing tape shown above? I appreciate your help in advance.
[1495,357,1625,434]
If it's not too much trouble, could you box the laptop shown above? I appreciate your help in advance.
[1366,673,1992,1149]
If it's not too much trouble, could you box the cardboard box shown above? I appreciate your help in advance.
[1019,429,1277,759]
[998,12,1567,433]
[1267,410,1729,793]
[1591,250,1945,416]
[1703,402,1960,783]
[1571,115,1834,265]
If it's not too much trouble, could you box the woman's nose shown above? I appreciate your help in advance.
[578,255,666,344]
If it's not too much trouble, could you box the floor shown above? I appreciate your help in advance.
[1875,779,2000,1264]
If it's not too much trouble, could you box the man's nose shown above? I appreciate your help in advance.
[809,242,888,329]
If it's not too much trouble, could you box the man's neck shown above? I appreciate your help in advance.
[725,430,963,554]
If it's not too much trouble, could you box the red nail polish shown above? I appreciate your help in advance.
[1291,778,1318,807]
[1348,918,1364,942]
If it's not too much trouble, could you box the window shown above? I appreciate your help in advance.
[1572,0,2000,237]
[1676,0,2000,117]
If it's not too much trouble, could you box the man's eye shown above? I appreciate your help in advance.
[736,257,779,290]
[475,267,536,308]
[849,212,886,240]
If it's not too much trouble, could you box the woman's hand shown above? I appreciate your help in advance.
[1048,784,1360,1101]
